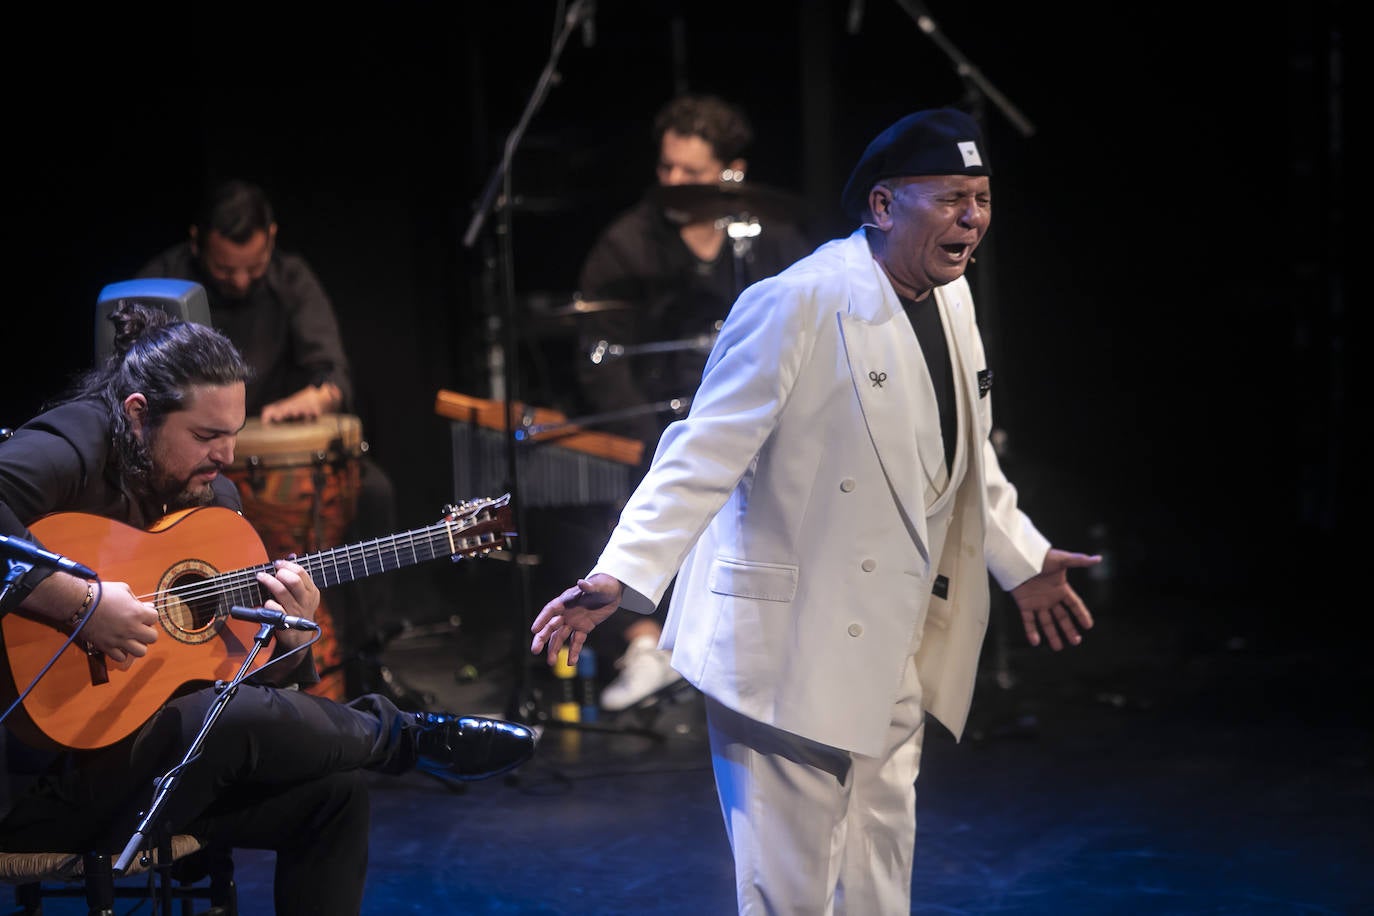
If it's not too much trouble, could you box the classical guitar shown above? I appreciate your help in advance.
[0,494,513,751]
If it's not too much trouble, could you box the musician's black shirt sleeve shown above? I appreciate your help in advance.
[137,244,354,416]
[574,195,813,453]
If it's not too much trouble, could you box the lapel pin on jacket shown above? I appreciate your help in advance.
[977,369,993,398]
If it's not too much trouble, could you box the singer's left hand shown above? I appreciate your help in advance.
[1010,548,1099,650]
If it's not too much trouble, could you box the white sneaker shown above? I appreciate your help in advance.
[599,635,684,711]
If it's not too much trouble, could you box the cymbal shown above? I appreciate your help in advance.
[541,299,636,319]
[651,181,807,224]
[518,296,638,339]
[515,292,636,320]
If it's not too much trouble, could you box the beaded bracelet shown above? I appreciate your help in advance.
[66,583,95,631]
[66,583,99,655]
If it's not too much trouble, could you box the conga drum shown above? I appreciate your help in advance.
[226,414,365,701]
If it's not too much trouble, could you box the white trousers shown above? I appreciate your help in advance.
[705,655,926,916]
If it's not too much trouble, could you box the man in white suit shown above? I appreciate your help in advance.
[531,108,1100,915]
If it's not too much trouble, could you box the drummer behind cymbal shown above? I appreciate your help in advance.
[574,94,813,452]
[570,93,815,714]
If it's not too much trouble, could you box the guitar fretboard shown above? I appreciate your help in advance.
[151,501,510,616]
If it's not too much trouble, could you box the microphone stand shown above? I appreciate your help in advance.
[461,0,595,727]
[589,334,717,363]
[892,0,1034,706]
[0,559,30,617]
[891,0,1036,138]
[113,620,281,877]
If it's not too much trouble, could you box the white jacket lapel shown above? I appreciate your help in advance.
[838,233,937,558]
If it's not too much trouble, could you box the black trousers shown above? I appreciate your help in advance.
[1,686,416,915]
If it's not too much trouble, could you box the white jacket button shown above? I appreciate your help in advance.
[847,623,863,637]
[861,558,876,572]
[840,478,856,492]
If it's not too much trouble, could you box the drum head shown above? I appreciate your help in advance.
[230,414,364,470]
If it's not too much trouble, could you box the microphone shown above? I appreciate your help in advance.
[0,534,99,579]
[581,0,596,47]
[847,0,864,33]
[569,0,596,47]
[229,605,320,631]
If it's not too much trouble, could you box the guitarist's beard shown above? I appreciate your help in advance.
[117,429,219,514]
[155,472,219,512]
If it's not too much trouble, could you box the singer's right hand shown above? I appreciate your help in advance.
[530,573,623,666]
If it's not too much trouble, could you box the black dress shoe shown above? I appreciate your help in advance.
[412,713,536,781]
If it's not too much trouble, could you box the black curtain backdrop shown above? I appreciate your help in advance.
[7,2,1348,623]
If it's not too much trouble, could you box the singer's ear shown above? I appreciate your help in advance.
[123,394,149,439]
[867,184,895,229]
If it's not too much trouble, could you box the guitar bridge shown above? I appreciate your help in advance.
[86,648,108,686]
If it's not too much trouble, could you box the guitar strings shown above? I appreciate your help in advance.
[131,512,504,607]
[132,526,456,605]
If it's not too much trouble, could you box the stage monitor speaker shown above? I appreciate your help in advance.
[94,278,213,362]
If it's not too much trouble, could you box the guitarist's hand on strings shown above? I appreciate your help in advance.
[25,574,158,669]
[82,581,160,668]
[255,558,321,653]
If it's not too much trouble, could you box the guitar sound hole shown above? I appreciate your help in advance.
[156,560,223,645]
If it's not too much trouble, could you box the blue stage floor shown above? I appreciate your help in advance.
[14,582,1372,915]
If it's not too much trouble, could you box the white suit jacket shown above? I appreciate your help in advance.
[593,229,1049,755]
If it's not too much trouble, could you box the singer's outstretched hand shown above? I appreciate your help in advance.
[531,573,624,666]
[1010,548,1100,650]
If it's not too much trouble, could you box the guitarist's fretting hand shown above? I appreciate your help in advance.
[255,558,321,655]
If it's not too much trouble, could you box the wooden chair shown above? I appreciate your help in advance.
[0,835,237,916]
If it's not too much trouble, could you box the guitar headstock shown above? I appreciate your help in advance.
[441,494,516,560]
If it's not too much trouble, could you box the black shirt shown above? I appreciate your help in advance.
[898,293,957,475]
[136,244,354,416]
[575,195,813,449]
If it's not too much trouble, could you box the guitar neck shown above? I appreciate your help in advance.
[299,515,504,588]
[197,501,511,611]
[303,513,513,590]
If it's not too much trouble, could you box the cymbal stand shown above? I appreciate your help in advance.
[589,334,716,363]
[461,0,599,726]
[724,214,759,299]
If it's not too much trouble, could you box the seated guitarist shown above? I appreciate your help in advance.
[0,302,536,915]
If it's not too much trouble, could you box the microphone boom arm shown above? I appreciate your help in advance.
[462,0,596,248]
[891,0,1035,137]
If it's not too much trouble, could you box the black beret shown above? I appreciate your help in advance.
[840,108,991,221]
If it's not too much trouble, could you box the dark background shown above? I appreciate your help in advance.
[7,2,1348,637]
